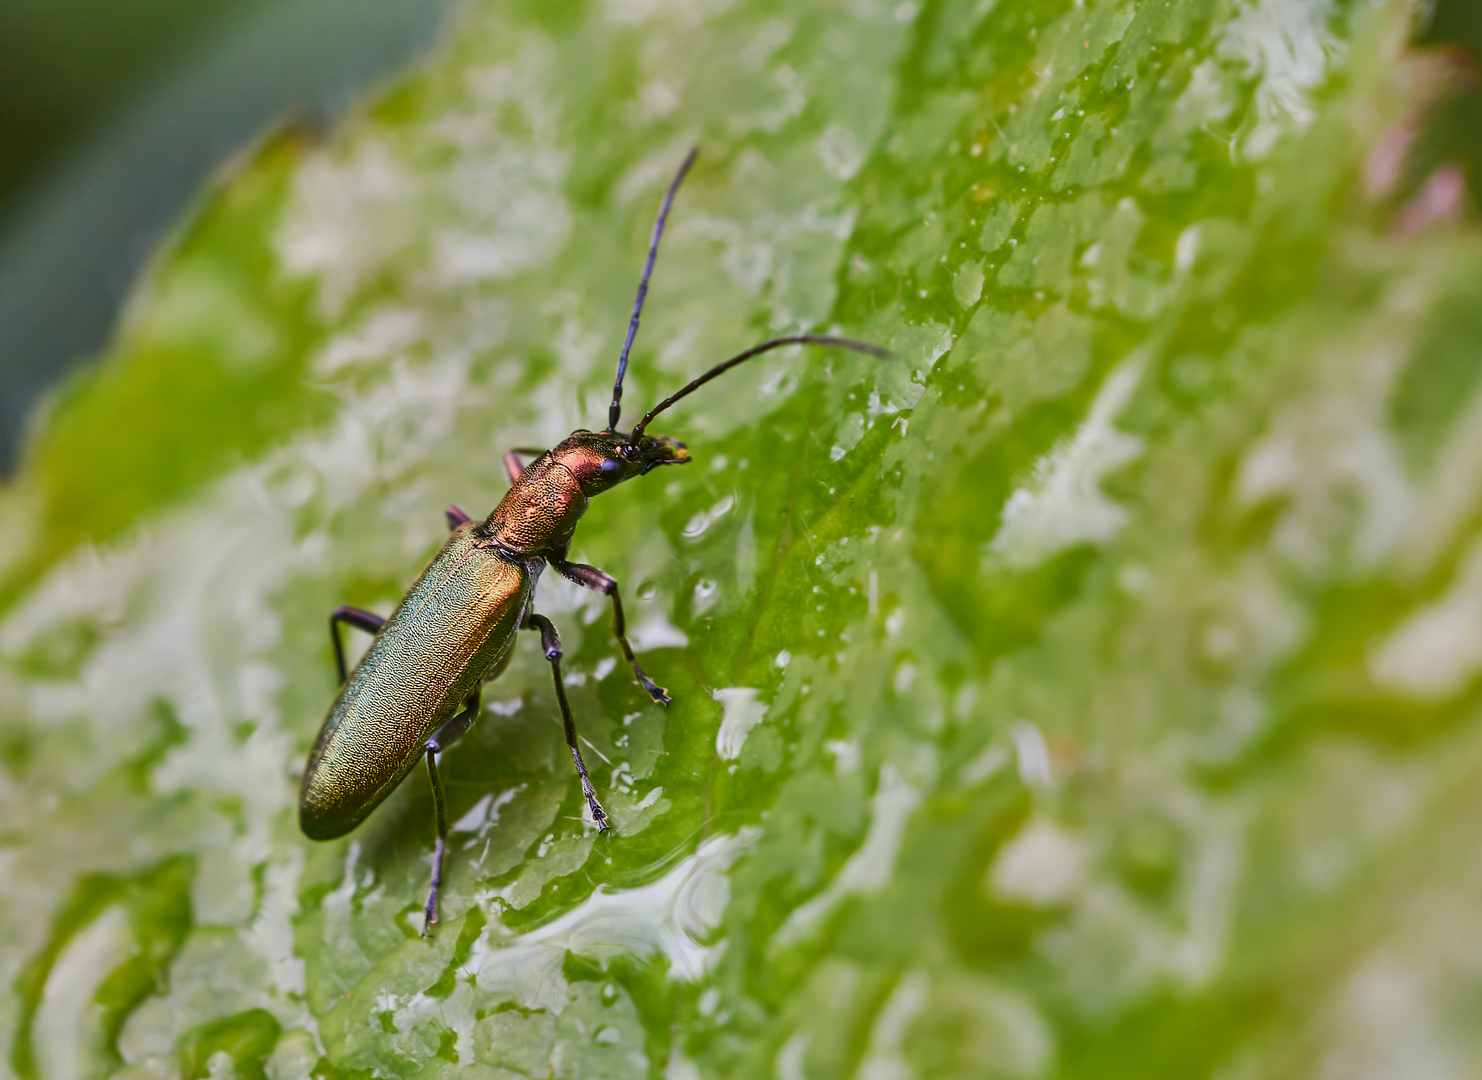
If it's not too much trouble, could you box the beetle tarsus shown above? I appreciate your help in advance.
[631,662,671,706]
[571,748,611,830]
[422,835,445,936]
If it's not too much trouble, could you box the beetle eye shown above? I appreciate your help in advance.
[599,457,623,475]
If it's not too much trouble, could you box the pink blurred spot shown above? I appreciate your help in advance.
[1393,163,1469,238]
[1364,111,1420,201]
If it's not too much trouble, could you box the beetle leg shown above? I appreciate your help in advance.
[329,606,385,685]
[549,559,670,705]
[523,613,610,832]
[503,447,546,485]
[444,504,473,530]
[422,687,481,936]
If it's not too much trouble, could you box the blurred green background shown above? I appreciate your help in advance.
[1,0,1481,1078]
[0,0,458,471]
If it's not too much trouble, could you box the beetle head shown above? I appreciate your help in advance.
[552,429,690,497]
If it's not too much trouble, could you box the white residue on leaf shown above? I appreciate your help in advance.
[1164,795,1247,988]
[34,907,134,1080]
[276,139,420,316]
[1218,0,1343,158]
[312,307,426,375]
[470,828,759,1012]
[1397,383,1482,575]
[683,494,735,538]
[828,321,947,468]
[958,744,1010,787]
[0,345,483,1046]
[775,765,922,946]
[922,321,956,378]
[603,0,740,27]
[685,200,856,314]
[431,144,571,285]
[714,687,767,760]
[1371,538,1482,701]
[1190,560,1309,763]
[637,75,681,119]
[668,1048,705,1080]
[989,356,1145,568]
[628,613,689,651]
[453,786,525,837]
[1032,788,1248,1018]
[1237,385,1413,571]
[775,1034,810,1080]
[279,43,572,313]
[817,123,864,180]
[1174,226,1201,274]
[989,819,1086,907]
[855,970,930,1080]
[825,739,863,775]
[1172,59,1235,134]
[830,413,866,462]
[953,259,985,308]
[1011,720,1055,789]
[855,970,1056,1080]
[1319,951,1470,1080]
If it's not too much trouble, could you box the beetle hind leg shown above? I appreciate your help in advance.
[330,606,385,685]
[523,613,610,831]
[421,688,481,937]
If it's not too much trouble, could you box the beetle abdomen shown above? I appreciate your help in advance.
[299,526,532,840]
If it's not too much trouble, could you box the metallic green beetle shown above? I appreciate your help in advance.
[298,148,886,933]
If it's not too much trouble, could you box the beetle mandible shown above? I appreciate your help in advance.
[297,148,887,934]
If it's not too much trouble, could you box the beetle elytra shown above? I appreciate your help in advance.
[297,148,887,934]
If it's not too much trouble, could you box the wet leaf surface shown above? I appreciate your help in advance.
[3,0,1482,1077]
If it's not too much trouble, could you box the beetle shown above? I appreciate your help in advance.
[297,147,887,933]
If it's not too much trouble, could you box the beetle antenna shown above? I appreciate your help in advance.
[607,146,699,433]
[630,335,890,438]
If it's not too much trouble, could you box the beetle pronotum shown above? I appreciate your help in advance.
[297,148,886,933]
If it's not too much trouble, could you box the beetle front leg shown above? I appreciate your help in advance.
[330,606,385,685]
[523,613,610,831]
[503,447,546,485]
[549,559,670,705]
[421,687,481,936]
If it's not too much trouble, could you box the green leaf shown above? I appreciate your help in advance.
[3,0,1481,1077]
